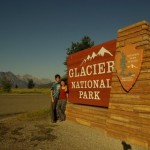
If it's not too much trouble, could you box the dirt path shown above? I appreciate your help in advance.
[0,95,50,119]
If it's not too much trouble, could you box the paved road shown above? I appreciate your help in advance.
[0,94,50,119]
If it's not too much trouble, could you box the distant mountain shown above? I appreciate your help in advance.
[38,83,53,88]
[0,72,27,88]
[80,47,113,66]
[0,72,51,88]
[17,74,50,85]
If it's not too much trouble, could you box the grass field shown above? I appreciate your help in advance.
[11,108,50,121]
[0,88,50,94]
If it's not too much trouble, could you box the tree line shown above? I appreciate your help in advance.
[0,77,35,93]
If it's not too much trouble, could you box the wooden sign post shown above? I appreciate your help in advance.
[66,20,150,149]
[107,21,150,148]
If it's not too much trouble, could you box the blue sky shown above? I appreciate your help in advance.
[0,0,150,80]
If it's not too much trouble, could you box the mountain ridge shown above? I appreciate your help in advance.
[0,71,50,88]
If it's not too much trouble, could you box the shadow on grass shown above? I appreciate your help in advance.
[11,127,23,136]
[0,108,57,147]
[0,112,25,120]
[30,124,57,142]
[0,123,10,141]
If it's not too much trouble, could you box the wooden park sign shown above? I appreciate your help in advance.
[115,44,143,91]
[67,40,116,107]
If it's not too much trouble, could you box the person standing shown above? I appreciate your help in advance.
[56,80,68,121]
[50,74,61,123]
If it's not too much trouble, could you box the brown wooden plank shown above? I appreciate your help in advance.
[109,103,134,112]
[66,110,107,121]
[110,85,150,94]
[133,105,150,113]
[110,98,150,105]
[118,25,143,37]
[118,30,150,42]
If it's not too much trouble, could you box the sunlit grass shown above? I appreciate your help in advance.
[0,88,50,94]
[0,108,51,122]
[17,108,50,121]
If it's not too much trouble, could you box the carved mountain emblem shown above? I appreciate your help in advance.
[115,44,143,91]
[80,47,113,66]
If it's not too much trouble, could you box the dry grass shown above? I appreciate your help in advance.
[16,108,50,121]
[0,108,57,149]
[1,88,50,94]
[0,108,50,123]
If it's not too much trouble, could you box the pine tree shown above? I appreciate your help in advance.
[27,79,35,89]
[0,76,12,93]
[64,36,94,66]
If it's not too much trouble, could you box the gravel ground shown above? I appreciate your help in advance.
[0,116,147,150]
[0,95,148,150]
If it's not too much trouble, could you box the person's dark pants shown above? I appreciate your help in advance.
[50,98,58,122]
[56,99,67,121]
